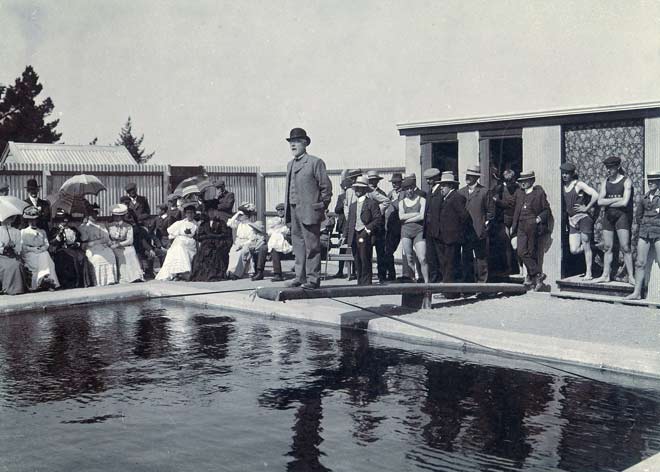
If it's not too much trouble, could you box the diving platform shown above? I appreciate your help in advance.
[256,283,527,309]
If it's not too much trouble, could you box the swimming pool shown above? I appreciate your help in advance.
[1,301,659,471]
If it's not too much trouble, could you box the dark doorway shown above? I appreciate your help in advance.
[488,138,523,180]
[431,142,459,175]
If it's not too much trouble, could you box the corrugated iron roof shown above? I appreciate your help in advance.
[1,142,139,166]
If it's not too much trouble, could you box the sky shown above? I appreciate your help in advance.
[0,0,659,171]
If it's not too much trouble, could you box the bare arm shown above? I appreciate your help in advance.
[574,181,600,212]
[597,179,611,207]
[610,178,632,208]
[405,198,426,223]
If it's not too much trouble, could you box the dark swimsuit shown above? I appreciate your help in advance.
[603,177,633,232]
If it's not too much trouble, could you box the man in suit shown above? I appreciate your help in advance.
[439,171,469,284]
[125,182,153,275]
[344,176,383,285]
[458,165,494,283]
[423,168,444,282]
[383,172,403,281]
[284,128,333,289]
[366,170,389,283]
[215,180,235,222]
[24,179,51,231]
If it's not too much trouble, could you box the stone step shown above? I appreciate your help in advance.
[556,275,634,297]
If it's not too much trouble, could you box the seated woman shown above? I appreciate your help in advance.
[108,204,144,283]
[226,203,267,280]
[156,202,198,281]
[49,209,92,289]
[21,206,60,291]
[79,203,118,286]
[625,170,660,300]
[190,205,233,281]
[0,215,25,295]
[398,177,429,283]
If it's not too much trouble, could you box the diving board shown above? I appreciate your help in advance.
[256,283,527,309]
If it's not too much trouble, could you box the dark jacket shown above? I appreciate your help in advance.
[439,189,469,245]
[495,182,519,228]
[24,197,51,231]
[458,184,495,240]
[127,195,151,224]
[334,193,346,235]
[216,190,235,221]
[423,185,443,240]
[511,186,551,236]
[344,197,383,246]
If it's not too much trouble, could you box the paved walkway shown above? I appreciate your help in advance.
[1,262,659,379]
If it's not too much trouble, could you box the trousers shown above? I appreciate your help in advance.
[290,205,322,285]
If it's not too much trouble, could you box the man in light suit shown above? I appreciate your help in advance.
[284,128,333,289]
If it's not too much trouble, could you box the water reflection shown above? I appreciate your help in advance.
[1,303,660,472]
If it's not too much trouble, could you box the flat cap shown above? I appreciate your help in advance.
[602,156,621,167]
[560,162,576,172]
[275,202,285,210]
[423,168,441,180]
[401,176,416,190]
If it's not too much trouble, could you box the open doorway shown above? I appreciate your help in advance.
[431,141,458,175]
[488,138,523,181]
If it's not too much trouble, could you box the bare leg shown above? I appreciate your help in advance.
[625,238,650,299]
[581,232,593,280]
[616,228,635,285]
[568,233,584,255]
[593,230,614,283]
[414,240,429,284]
[401,238,414,279]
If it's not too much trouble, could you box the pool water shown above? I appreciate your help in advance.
[1,301,659,472]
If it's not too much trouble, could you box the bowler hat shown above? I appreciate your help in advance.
[25,178,40,190]
[439,171,458,185]
[518,171,536,181]
[647,170,660,181]
[389,172,403,183]
[366,170,383,181]
[423,168,441,180]
[602,156,621,167]
[286,128,311,145]
[401,176,416,190]
[125,182,137,192]
[347,169,363,178]
[352,176,370,188]
[275,203,285,211]
[22,206,40,220]
[465,165,481,177]
[560,162,576,172]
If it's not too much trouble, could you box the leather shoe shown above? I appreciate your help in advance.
[271,274,284,282]
[301,282,320,289]
[347,275,357,281]
[250,271,264,281]
[285,279,303,288]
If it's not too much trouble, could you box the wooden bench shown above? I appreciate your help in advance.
[256,283,527,309]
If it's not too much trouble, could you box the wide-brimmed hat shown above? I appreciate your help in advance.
[439,171,459,185]
[275,203,285,211]
[286,128,311,145]
[111,204,128,216]
[602,156,621,167]
[238,202,256,214]
[366,170,383,181]
[248,220,265,233]
[465,165,481,177]
[389,172,403,183]
[347,169,363,178]
[401,176,416,190]
[518,171,536,181]
[423,168,441,180]
[560,162,576,172]
[25,178,40,190]
[124,182,137,192]
[404,173,417,180]
[214,180,225,187]
[352,176,370,189]
[23,206,40,219]
[55,208,71,220]
[647,170,660,181]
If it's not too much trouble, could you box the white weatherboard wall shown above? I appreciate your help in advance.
[522,126,562,289]
[457,132,479,182]
[644,118,660,301]
[405,135,421,179]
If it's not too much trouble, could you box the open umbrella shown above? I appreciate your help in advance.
[60,174,106,196]
[0,196,29,222]
[47,192,91,218]
[175,175,212,197]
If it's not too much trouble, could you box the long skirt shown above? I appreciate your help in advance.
[191,241,230,281]
[0,255,25,294]
[113,246,144,283]
[23,251,60,290]
[156,237,196,280]
[86,244,118,286]
[227,245,252,278]
[53,248,94,289]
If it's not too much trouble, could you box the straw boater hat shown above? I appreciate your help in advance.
[112,204,128,216]
[286,128,311,145]
[602,156,621,167]
[347,169,363,179]
[352,176,371,189]
[439,171,459,185]
[366,170,383,181]
[248,220,265,233]
[389,172,403,183]
[423,168,441,181]
[25,179,40,190]
[647,170,660,181]
[22,206,40,220]
[518,171,536,182]
[465,165,481,177]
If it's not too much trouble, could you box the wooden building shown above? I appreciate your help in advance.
[398,101,660,299]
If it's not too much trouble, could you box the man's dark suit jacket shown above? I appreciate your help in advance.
[24,197,51,231]
[458,183,494,240]
[439,189,469,245]
[216,190,235,221]
[128,195,151,224]
[511,186,551,237]
[423,185,443,240]
[344,197,383,246]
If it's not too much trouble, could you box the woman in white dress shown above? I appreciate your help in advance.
[156,203,198,281]
[79,203,118,286]
[108,204,144,283]
[0,215,25,294]
[227,203,260,279]
[20,206,60,291]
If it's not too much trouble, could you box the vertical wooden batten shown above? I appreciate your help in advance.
[644,118,660,301]
[522,125,562,290]
[457,132,479,182]
[405,135,421,180]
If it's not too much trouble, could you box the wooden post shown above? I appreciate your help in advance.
[256,172,266,226]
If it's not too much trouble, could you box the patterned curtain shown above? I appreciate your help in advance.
[563,120,644,264]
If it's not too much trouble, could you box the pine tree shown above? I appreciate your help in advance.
[0,65,61,151]
[115,116,154,164]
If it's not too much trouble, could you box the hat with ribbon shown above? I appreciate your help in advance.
[423,168,441,181]
[602,156,621,167]
[347,169,363,178]
[560,162,577,173]
[439,171,459,185]
[518,171,536,181]
[286,128,311,145]
[25,178,40,190]
[366,170,383,181]
[352,176,371,189]
[111,203,128,216]
[238,202,256,214]
[647,170,660,181]
[248,220,265,233]
[389,172,403,183]
[23,206,40,220]
[465,165,481,177]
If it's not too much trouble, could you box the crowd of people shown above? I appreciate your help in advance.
[0,128,658,300]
